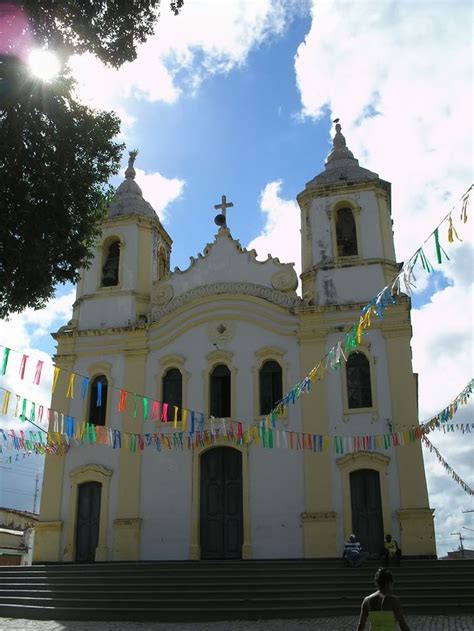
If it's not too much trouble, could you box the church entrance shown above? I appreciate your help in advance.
[200,447,243,559]
[350,469,384,556]
[75,481,101,563]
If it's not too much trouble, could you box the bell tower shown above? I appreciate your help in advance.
[71,151,172,330]
[297,123,436,559]
[298,123,398,307]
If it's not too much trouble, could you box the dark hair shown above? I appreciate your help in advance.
[375,568,394,589]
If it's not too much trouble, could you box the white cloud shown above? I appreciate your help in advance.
[134,167,185,222]
[247,180,300,273]
[68,0,291,129]
[294,0,473,262]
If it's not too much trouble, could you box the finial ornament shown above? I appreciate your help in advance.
[326,119,355,164]
[125,149,138,180]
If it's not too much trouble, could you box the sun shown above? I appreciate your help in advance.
[28,49,60,82]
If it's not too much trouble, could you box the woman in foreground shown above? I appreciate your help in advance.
[357,568,411,631]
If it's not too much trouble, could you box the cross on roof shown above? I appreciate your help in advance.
[214,194,234,227]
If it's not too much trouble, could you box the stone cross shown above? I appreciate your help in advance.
[214,195,234,227]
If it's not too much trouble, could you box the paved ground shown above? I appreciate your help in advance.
[1,617,474,630]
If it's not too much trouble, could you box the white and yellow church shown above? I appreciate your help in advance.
[34,125,436,563]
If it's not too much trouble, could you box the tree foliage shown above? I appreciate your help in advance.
[0,58,123,317]
[18,1,184,66]
[0,1,184,317]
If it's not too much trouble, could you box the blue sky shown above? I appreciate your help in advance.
[0,1,472,556]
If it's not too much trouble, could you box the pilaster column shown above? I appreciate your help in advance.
[299,312,337,557]
[112,329,148,560]
[383,306,436,556]
[33,338,75,562]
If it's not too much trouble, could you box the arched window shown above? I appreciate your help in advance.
[162,368,182,420]
[210,364,231,418]
[259,360,283,415]
[88,375,108,426]
[346,352,372,409]
[158,247,168,280]
[336,208,358,257]
[101,240,120,287]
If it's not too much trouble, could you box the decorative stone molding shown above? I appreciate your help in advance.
[151,281,174,306]
[255,345,286,361]
[397,508,435,521]
[207,321,236,344]
[114,518,142,527]
[172,227,294,275]
[159,353,186,370]
[271,266,298,293]
[336,451,390,469]
[301,511,337,522]
[206,348,234,366]
[151,282,302,320]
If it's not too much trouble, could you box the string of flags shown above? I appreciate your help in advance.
[422,435,473,496]
[1,378,471,461]
[419,380,473,434]
[271,185,472,417]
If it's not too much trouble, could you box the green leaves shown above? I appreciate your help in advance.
[0,56,123,317]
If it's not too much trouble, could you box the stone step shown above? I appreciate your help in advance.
[0,559,474,575]
[1,564,472,576]
[1,580,471,592]
[1,559,472,622]
[1,588,472,603]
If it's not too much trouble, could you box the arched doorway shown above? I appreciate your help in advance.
[350,469,384,556]
[75,481,102,562]
[200,447,243,559]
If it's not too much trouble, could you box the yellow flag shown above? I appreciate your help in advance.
[66,373,75,399]
[52,367,60,393]
[1,390,10,415]
[182,409,187,432]
[173,406,178,429]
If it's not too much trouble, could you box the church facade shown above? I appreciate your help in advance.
[34,126,436,563]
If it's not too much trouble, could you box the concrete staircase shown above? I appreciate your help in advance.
[0,559,473,622]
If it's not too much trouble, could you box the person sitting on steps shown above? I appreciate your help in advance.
[357,567,411,631]
[381,534,402,567]
[343,533,370,567]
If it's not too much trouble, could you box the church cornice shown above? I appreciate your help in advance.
[101,214,172,247]
[300,258,400,278]
[73,289,151,309]
[297,178,391,206]
[151,282,302,320]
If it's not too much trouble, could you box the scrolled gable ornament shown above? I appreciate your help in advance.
[151,281,174,307]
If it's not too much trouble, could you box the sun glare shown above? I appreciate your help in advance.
[28,49,60,82]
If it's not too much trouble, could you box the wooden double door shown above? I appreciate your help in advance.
[200,447,243,559]
[350,469,384,556]
[75,481,101,563]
